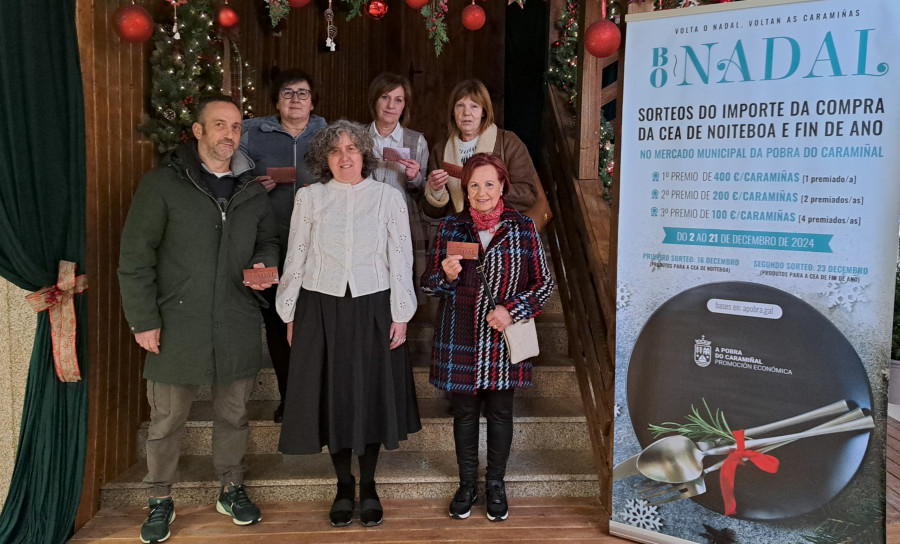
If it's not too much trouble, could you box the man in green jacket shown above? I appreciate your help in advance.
[118,96,279,544]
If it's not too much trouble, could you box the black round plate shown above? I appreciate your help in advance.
[626,281,871,520]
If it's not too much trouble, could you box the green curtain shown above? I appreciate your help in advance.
[0,0,89,542]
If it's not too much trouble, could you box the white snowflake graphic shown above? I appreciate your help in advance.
[621,499,664,531]
[616,284,631,310]
[820,279,867,311]
[613,403,622,418]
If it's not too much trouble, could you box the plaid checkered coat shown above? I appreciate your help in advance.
[421,207,553,393]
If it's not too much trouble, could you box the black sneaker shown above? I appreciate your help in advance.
[448,481,477,519]
[359,481,383,527]
[140,497,175,543]
[329,476,356,527]
[485,479,508,522]
[216,483,262,525]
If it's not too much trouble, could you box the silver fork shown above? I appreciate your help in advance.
[638,408,865,506]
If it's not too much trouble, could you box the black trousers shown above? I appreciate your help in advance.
[261,287,290,402]
[451,389,515,482]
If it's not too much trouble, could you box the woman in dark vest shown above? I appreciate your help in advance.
[366,73,432,290]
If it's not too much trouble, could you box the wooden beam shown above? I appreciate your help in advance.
[574,0,606,180]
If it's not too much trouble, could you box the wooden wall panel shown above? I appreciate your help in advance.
[76,0,153,528]
[232,0,506,148]
[75,0,507,528]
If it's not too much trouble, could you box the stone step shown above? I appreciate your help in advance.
[137,397,591,458]
[199,360,581,402]
[102,449,600,507]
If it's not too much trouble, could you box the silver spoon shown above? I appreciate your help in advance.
[636,415,874,484]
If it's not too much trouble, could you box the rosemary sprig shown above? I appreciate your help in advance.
[648,398,735,443]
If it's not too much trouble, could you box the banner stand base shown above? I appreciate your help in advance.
[610,521,695,544]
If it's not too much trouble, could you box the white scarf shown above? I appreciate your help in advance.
[427,123,498,213]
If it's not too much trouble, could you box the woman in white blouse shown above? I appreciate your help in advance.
[275,120,421,528]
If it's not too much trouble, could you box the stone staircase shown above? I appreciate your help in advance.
[101,267,600,508]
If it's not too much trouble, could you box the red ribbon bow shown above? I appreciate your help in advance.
[25,261,88,382]
[719,429,779,516]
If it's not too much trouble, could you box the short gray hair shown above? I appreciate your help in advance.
[305,120,378,184]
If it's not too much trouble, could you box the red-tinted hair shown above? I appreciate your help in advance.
[461,153,510,196]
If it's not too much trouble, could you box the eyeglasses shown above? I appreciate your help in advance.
[281,88,311,101]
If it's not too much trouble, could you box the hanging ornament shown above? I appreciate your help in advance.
[585,1,621,58]
[584,19,620,58]
[461,2,485,31]
[364,0,389,20]
[324,0,337,51]
[216,1,240,28]
[289,0,312,6]
[405,0,428,9]
[112,2,154,43]
[163,108,177,121]
[169,0,186,40]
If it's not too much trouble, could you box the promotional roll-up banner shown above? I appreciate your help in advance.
[612,0,900,542]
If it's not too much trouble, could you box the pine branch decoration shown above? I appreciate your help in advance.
[799,496,885,544]
[266,0,291,27]
[422,1,449,57]
[648,398,735,443]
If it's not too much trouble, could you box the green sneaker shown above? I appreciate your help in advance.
[140,497,175,543]
[216,483,262,525]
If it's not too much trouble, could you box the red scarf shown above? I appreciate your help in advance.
[471,198,505,232]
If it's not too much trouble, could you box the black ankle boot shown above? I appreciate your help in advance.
[359,481,383,527]
[329,476,355,527]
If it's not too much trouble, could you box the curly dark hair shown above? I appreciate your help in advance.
[305,120,378,184]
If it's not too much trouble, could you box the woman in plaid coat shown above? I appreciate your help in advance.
[421,153,553,523]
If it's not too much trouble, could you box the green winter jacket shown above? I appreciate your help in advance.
[118,141,279,385]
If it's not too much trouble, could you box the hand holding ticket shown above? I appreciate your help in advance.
[267,167,296,184]
[383,147,410,162]
[446,241,480,260]
[441,162,465,179]
[243,266,279,286]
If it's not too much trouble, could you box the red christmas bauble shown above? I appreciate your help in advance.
[461,3,485,31]
[112,4,154,43]
[216,5,240,28]
[584,19,621,58]
[405,0,429,9]
[289,0,312,7]
[364,0,389,19]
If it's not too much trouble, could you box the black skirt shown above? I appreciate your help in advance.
[279,288,422,455]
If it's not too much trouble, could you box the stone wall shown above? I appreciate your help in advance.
[0,278,36,509]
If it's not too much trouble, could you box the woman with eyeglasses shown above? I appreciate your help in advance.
[240,69,327,424]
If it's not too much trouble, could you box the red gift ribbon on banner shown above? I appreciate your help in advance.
[25,261,88,382]
[718,429,780,515]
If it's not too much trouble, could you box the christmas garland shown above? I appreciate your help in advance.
[139,0,255,153]
[546,0,617,200]
[655,0,738,9]
[264,0,503,56]
[421,1,450,56]
[266,0,291,27]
